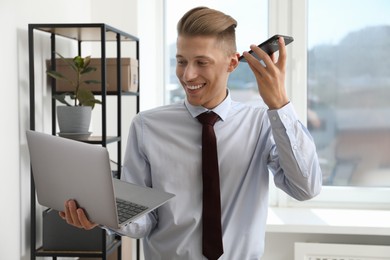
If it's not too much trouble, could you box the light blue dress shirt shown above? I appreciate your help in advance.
[116,92,322,260]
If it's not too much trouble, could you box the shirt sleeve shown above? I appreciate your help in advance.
[113,114,157,238]
[100,211,157,239]
[109,212,157,239]
[267,103,322,201]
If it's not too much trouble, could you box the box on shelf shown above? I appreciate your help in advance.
[47,57,139,93]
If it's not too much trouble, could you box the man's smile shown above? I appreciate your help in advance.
[186,84,205,90]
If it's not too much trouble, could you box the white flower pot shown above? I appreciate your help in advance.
[57,106,92,134]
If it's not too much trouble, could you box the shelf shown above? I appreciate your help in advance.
[95,91,140,96]
[57,135,121,144]
[29,22,139,260]
[35,238,121,257]
[29,23,138,42]
[53,90,140,96]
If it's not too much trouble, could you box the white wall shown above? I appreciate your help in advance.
[0,0,162,259]
[90,0,165,112]
[0,1,92,259]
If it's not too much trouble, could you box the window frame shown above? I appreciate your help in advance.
[269,0,390,210]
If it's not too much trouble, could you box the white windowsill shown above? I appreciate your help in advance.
[266,207,390,236]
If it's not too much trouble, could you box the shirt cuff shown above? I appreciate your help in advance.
[267,102,298,129]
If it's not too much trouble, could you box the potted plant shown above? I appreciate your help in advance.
[46,53,102,136]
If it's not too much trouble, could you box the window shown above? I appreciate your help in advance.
[307,0,390,188]
[164,0,268,106]
[281,0,390,209]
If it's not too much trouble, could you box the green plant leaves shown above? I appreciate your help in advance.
[52,93,72,106]
[46,52,101,108]
[81,66,97,75]
[77,88,102,108]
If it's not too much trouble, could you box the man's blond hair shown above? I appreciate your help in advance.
[177,7,237,56]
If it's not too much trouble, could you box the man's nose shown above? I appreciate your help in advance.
[183,64,197,81]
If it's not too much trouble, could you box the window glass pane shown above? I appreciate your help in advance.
[307,0,390,187]
[164,0,268,106]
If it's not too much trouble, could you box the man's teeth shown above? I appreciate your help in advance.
[187,84,203,90]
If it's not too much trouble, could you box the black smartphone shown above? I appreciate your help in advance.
[239,34,294,62]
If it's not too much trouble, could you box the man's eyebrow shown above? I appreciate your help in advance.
[175,54,212,60]
[195,55,212,60]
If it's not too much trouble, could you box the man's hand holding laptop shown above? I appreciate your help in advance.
[26,130,174,230]
[59,199,98,230]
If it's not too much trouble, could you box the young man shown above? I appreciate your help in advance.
[61,7,322,259]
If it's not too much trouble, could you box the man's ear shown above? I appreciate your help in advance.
[227,53,240,72]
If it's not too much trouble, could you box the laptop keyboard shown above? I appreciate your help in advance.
[116,198,148,224]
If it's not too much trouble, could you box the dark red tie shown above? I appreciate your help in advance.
[197,111,223,260]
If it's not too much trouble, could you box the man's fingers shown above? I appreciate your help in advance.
[59,210,66,219]
[76,208,98,230]
[65,200,82,228]
[245,36,287,69]
[61,200,98,230]
[276,36,287,71]
[242,47,268,77]
[249,44,274,68]
[63,200,72,223]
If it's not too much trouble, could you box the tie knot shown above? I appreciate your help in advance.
[197,111,219,126]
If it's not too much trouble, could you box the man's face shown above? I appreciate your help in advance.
[176,35,238,109]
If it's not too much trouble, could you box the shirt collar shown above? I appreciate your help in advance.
[184,89,231,122]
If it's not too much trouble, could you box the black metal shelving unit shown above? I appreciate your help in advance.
[28,23,140,260]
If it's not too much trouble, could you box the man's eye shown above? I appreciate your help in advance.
[198,61,208,66]
[177,60,186,65]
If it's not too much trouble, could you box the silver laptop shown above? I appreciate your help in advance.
[26,130,174,229]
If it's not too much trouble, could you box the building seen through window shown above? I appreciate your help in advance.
[307,0,390,187]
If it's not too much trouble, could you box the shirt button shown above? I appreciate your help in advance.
[293,145,298,150]
[272,116,277,121]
